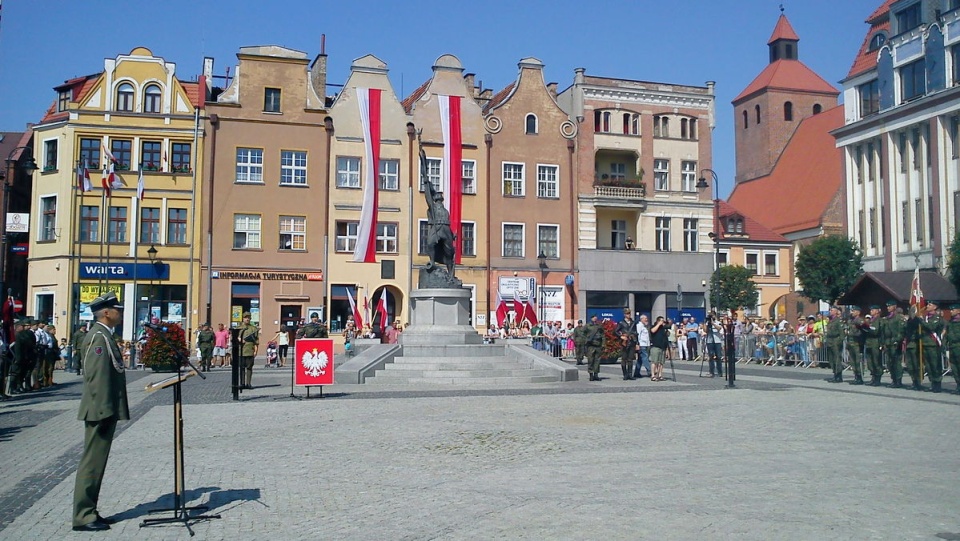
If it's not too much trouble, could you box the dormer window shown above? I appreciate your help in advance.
[895,3,921,34]
[725,217,744,235]
[868,33,886,51]
[116,83,134,112]
[57,90,70,112]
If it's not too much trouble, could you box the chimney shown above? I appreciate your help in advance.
[547,82,557,98]
[310,34,328,104]
[464,72,476,94]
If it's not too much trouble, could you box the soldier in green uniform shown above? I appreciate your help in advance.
[583,315,605,381]
[945,303,960,395]
[823,306,844,383]
[72,292,128,531]
[918,301,945,393]
[845,306,865,385]
[296,312,328,339]
[616,309,638,380]
[72,324,88,375]
[571,319,586,365]
[862,305,883,386]
[904,308,924,390]
[196,323,216,372]
[238,312,259,389]
[879,300,905,388]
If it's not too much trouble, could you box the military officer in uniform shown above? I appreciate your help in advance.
[296,312,328,339]
[616,309,638,380]
[845,306,865,385]
[72,292,128,531]
[918,300,945,393]
[197,323,216,372]
[879,300,905,388]
[238,312,259,389]
[584,315,605,381]
[72,324,88,375]
[945,303,960,395]
[571,319,586,365]
[823,306,844,383]
[862,305,883,386]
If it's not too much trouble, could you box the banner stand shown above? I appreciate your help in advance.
[292,339,334,399]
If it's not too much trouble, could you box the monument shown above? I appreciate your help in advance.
[400,133,481,345]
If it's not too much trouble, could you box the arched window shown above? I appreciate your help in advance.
[116,83,134,112]
[661,116,669,137]
[594,110,602,132]
[602,111,610,133]
[525,113,538,135]
[784,101,793,121]
[690,119,697,140]
[869,33,886,51]
[755,104,761,124]
[813,103,822,115]
[743,110,748,129]
[681,118,688,139]
[143,84,162,113]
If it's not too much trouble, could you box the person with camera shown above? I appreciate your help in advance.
[704,313,724,377]
[649,316,669,381]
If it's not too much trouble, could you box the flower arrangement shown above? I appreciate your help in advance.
[143,162,159,171]
[172,164,191,174]
[599,319,622,361]
[139,322,190,371]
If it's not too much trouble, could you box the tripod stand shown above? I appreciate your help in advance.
[140,327,220,536]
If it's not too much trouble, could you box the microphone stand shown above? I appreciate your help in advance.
[140,326,220,535]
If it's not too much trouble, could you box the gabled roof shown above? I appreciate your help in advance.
[716,200,789,243]
[733,59,838,103]
[846,0,893,79]
[401,79,430,114]
[482,82,514,114]
[768,14,800,44]
[41,73,101,123]
[728,105,844,235]
[838,271,959,306]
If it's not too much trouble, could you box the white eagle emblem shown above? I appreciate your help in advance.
[301,348,328,377]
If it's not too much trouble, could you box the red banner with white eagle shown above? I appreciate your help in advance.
[352,87,382,263]
[438,95,463,264]
[294,338,335,386]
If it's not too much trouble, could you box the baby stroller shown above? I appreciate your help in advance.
[265,341,279,367]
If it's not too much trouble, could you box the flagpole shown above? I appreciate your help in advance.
[98,184,106,293]
[70,159,83,338]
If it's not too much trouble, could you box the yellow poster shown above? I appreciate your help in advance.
[231,306,242,323]
[80,284,123,303]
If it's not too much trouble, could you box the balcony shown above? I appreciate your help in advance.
[592,177,646,199]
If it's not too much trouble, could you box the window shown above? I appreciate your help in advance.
[858,210,866,248]
[537,164,559,198]
[624,113,639,135]
[655,217,670,251]
[813,103,822,114]
[144,84,161,113]
[140,207,160,244]
[525,114,538,135]
[108,206,127,243]
[681,161,697,192]
[901,59,926,102]
[280,150,307,185]
[869,207,877,248]
[914,198,923,242]
[911,128,921,170]
[462,160,476,194]
[335,221,358,252]
[654,159,669,191]
[141,141,161,170]
[764,253,778,276]
[43,139,57,170]
[377,223,398,253]
[58,90,70,112]
[80,138,101,169]
[80,205,99,243]
[867,142,876,181]
[899,131,908,173]
[717,251,729,267]
[868,33,886,51]
[896,3,921,33]
[171,142,191,173]
[421,157,442,191]
[742,110,748,130]
[953,45,960,85]
[859,79,880,118]
[111,139,132,170]
[755,104,761,124]
[336,157,361,188]
[952,116,960,159]
[680,118,697,140]
[602,112,610,132]
[234,214,261,249]
[611,219,626,250]
[538,224,559,259]
[653,115,669,137]
[502,223,524,257]
[264,87,281,113]
[460,221,476,256]
[279,216,306,251]
[784,101,793,121]
[166,208,187,245]
[882,204,887,248]
[418,220,429,255]
[503,162,525,196]
[902,201,910,244]
[683,218,698,251]
[855,146,864,184]
[379,159,399,191]
[116,83,134,112]
[236,148,264,183]
[745,252,759,274]
[610,163,625,182]
[40,196,56,241]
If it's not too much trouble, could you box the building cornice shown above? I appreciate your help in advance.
[582,87,712,110]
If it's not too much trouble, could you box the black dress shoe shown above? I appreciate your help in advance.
[73,519,111,531]
[96,514,117,525]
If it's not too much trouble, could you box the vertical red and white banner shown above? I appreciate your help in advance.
[352,87,382,263]
[495,291,509,327]
[377,292,389,331]
[346,287,363,327]
[438,94,463,264]
[294,338,335,386]
[909,267,925,316]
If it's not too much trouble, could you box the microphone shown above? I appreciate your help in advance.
[143,322,169,332]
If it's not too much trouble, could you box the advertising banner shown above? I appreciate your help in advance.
[294,338,335,386]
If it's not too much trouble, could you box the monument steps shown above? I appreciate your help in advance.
[366,374,559,385]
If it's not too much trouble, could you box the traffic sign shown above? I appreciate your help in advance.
[12,300,23,313]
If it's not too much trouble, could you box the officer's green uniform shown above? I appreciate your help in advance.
[945,305,960,395]
[73,295,128,529]
[571,322,587,365]
[72,326,88,374]
[918,307,945,392]
[878,302,905,388]
[583,318,605,381]
[197,326,215,372]
[238,313,259,388]
[845,311,865,384]
[297,319,328,339]
[862,308,882,385]
[616,314,638,380]
[824,313,844,382]
[904,315,923,389]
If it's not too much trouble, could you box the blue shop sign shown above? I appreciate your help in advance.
[79,261,169,280]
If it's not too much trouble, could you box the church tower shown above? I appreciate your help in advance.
[733,11,839,184]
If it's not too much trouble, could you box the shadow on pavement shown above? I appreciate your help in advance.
[109,485,220,522]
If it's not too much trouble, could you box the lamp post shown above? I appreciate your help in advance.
[696,169,721,312]
[2,147,38,312]
[147,244,158,322]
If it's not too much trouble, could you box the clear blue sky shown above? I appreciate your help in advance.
[0,0,879,197]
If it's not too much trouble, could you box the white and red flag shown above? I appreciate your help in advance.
[909,267,925,317]
[346,287,363,327]
[495,290,509,327]
[136,167,145,200]
[101,162,124,196]
[438,95,463,264]
[352,87,382,263]
[76,160,92,192]
[377,292,389,331]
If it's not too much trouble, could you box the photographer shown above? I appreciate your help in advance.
[704,312,724,377]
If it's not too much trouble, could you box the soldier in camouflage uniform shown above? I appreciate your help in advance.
[583,315,605,381]
[945,303,960,395]
[862,305,883,386]
[296,312,328,339]
[196,323,216,372]
[878,300,905,388]
[845,306,865,385]
[918,301,945,393]
[823,306,845,383]
[571,319,587,365]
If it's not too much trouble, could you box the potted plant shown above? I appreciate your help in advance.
[140,322,190,372]
[599,319,622,364]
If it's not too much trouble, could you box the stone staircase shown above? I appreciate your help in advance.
[365,344,562,385]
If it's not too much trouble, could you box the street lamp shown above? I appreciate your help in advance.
[147,244,158,321]
[696,169,721,311]
[537,251,547,325]
[2,147,38,315]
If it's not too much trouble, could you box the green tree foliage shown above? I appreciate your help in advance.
[140,322,190,370]
[795,235,863,304]
[711,265,759,313]
[948,230,960,296]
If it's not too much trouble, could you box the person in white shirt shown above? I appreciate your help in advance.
[633,314,652,378]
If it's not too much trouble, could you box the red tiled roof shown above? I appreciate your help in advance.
[733,59,838,103]
[727,105,844,236]
[767,14,800,44]
[846,1,893,79]
[401,79,430,114]
[41,74,101,123]
[182,80,201,108]
[716,200,788,243]
[482,82,514,114]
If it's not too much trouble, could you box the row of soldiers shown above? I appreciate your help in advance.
[822,300,960,394]
[1,317,73,398]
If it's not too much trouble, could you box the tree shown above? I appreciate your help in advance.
[948,230,960,296]
[711,265,759,313]
[795,235,863,304]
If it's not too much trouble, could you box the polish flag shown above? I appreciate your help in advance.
[136,167,145,200]
[495,291,509,327]
[101,144,117,165]
[102,162,124,196]
[352,87,381,263]
[526,292,539,327]
[76,160,92,192]
[438,95,463,264]
[909,267,925,317]
[346,287,363,327]
[377,292,389,331]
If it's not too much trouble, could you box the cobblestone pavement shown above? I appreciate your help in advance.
[1,360,958,540]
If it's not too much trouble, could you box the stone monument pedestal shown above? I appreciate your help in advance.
[399,288,482,345]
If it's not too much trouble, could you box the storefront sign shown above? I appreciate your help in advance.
[294,338,335,386]
[78,284,124,320]
[498,276,536,301]
[540,286,565,323]
[79,262,169,280]
[213,270,323,281]
[6,213,29,233]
